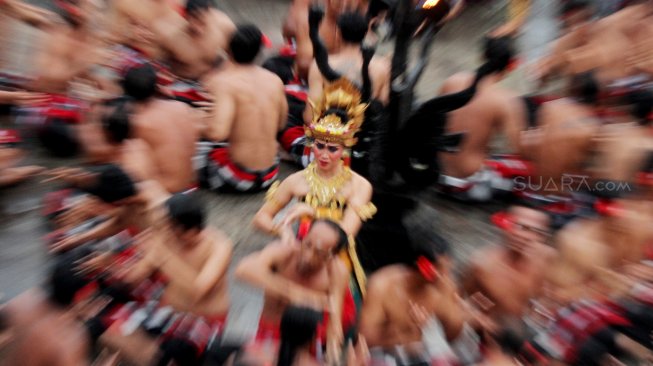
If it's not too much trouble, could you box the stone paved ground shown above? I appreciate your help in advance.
[0,0,560,342]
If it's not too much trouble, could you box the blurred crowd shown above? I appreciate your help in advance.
[1,0,653,365]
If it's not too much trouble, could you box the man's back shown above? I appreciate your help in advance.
[438,72,526,178]
[206,65,286,171]
[532,99,601,186]
[133,99,200,193]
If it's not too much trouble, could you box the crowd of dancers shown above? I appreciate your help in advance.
[1,0,653,365]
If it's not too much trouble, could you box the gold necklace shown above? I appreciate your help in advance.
[303,161,352,208]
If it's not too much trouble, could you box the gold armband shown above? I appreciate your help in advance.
[353,202,377,222]
[264,181,283,211]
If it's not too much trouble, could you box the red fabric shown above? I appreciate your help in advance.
[256,290,357,344]
[485,155,535,178]
[162,313,227,355]
[0,129,20,145]
[29,94,85,124]
[280,126,305,152]
[491,211,513,231]
[279,44,296,58]
[209,147,279,182]
[546,302,630,363]
[262,34,273,48]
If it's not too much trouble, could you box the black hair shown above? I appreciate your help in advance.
[47,253,89,307]
[0,309,7,331]
[262,55,295,84]
[483,36,515,73]
[102,100,131,144]
[82,164,137,203]
[638,152,653,176]
[38,118,80,158]
[570,71,599,105]
[230,24,262,64]
[276,306,322,366]
[561,0,592,16]
[122,64,157,101]
[310,219,348,253]
[165,193,206,231]
[185,0,216,17]
[401,205,450,266]
[627,89,653,126]
[337,12,368,44]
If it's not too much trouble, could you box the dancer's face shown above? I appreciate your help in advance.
[312,139,344,172]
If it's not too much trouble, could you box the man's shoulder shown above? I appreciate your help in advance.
[441,72,476,93]
[368,265,411,290]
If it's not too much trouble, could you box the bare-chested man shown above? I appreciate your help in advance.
[547,174,653,305]
[304,11,390,124]
[201,24,287,193]
[47,164,170,253]
[521,73,603,194]
[97,192,233,366]
[2,0,112,136]
[81,65,200,192]
[147,0,235,81]
[588,90,653,186]
[283,0,368,80]
[360,235,478,364]
[536,0,653,84]
[463,206,555,329]
[437,37,527,201]
[0,261,112,366]
[235,219,350,364]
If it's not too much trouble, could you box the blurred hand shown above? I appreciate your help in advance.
[74,252,115,276]
[346,337,370,366]
[42,167,94,186]
[50,233,85,253]
[409,300,430,330]
[282,203,315,227]
[288,286,329,310]
[1,91,49,106]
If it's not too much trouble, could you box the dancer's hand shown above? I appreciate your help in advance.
[282,203,315,227]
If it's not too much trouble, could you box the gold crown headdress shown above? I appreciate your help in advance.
[306,79,368,148]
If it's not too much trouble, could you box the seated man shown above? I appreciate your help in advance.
[235,219,351,364]
[360,232,472,364]
[283,0,368,80]
[148,0,236,83]
[96,193,233,366]
[588,89,653,186]
[201,24,287,193]
[47,163,170,253]
[520,72,603,194]
[305,11,390,118]
[437,37,527,201]
[462,205,555,331]
[0,260,105,365]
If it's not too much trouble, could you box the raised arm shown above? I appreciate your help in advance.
[2,0,60,29]
[252,174,298,235]
[341,177,374,236]
[192,230,233,302]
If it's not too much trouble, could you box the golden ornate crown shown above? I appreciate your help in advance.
[306,79,367,147]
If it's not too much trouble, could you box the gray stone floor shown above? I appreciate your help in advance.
[0,0,561,342]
